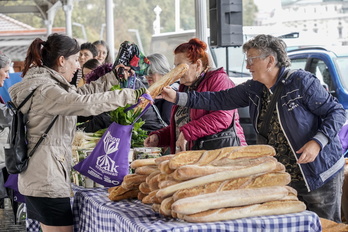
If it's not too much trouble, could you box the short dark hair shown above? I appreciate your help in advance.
[80,42,98,58]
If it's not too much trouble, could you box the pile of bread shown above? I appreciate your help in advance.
[108,145,306,222]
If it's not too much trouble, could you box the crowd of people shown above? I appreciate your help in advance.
[0,33,347,232]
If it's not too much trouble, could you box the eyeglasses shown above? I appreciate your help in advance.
[245,55,266,66]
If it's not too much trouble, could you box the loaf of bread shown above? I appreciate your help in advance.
[109,188,139,201]
[121,174,147,190]
[147,63,189,99]
[139,182,151,194]
[169,145,276,170]
[172,186,292,215]
[156,158,278,200]
[181,200,306,222]
[171,156,279,181]
[135,165,159,175]
[172,172,291,201]
[159,160,174,174]
[130,158,157,169]
[159,197,174,216]
[155,155,175,165]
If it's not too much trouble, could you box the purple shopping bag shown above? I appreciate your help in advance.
[73,122,133,187]
[4,174,25,203]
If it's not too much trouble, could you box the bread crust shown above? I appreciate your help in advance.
[182,200,306,222]
[156,157,278,199]
[172,172,291,201]
[172,186,291,215]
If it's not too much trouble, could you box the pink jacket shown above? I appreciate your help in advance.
[150,68,247,153]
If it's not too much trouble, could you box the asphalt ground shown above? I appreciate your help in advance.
[0,198,26,232]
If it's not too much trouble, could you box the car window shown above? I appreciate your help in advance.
[290,58,307,70]
[335,57,348,92]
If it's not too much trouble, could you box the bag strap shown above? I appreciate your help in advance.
[17,89,37,110]
[258,69,294,138]
[152,104,168,127]
[28,115,59,158]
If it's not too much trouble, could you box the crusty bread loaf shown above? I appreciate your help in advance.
[135,165,159,175]
[171,156,279,181]
[147,63,189,99]
[130,158,157,169]
[172,186,292,215]
[137,191,147,201]
[146,170,161,184]
[158,178,182,189]
[142,189,160,204]
[159,197,174,216]
[168,145,276,170]
[108,188,139,201]
[169,150,205,169]
[172,172,291,201]
[121,174,147,190]
[156,158,278,200]
[182,200,306,222]
[152,203,160,213]
[155,155,175,165]
[139,182,151,194]
[159,160,174,174]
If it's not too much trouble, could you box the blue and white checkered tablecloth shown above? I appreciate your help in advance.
[72,187,322,232]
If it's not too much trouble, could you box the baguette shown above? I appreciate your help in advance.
[155,155,175,165]
[108,188,139,201]
[172,156,278,181]
[172,172,291,201]
[159,197,174,216]
[156,158,278,199]
[135,165,159,175]
[139,182,151,194]
[121,174,147,190]
[147,63,189,99]
[168,145,276,170]
[172,186,291,215]
[182,200,306,223]
[159,160,174,174]
[130,158,157,169]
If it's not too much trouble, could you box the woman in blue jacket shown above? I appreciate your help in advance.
[161,34,346,223]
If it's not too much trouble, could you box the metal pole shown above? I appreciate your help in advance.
[63,0,73,37]
[105,0,115,62]
[195,0,208,44]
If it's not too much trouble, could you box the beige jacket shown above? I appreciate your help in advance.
[8,66,137,198]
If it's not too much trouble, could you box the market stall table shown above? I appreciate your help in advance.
[72,186,322,232]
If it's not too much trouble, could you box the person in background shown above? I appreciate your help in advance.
[146,53,177,125]
[76,63,167,133]
[8,33,146,232]
[70,42,98,86]
[144,38,247,154]
[0,53,13,209]
[160,34,346,223]
[93,40,112,64]
[77,58,100,87]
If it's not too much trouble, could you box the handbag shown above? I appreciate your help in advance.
[4,89,58,174]
[74,101,151,187]
[191,114,241,150]
[257,69,295,144]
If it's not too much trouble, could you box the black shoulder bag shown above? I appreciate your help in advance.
[4,90,58,174]
[191,113,241,150]
[257,69,295,144]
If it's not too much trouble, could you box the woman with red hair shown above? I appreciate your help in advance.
[144,38,246,153]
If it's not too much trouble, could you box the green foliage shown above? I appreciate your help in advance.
[4,0,257,54]
[108,85,148,147]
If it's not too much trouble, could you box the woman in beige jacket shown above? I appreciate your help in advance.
[8,33,146,232]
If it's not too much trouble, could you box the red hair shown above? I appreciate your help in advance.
[174,38,209,68]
